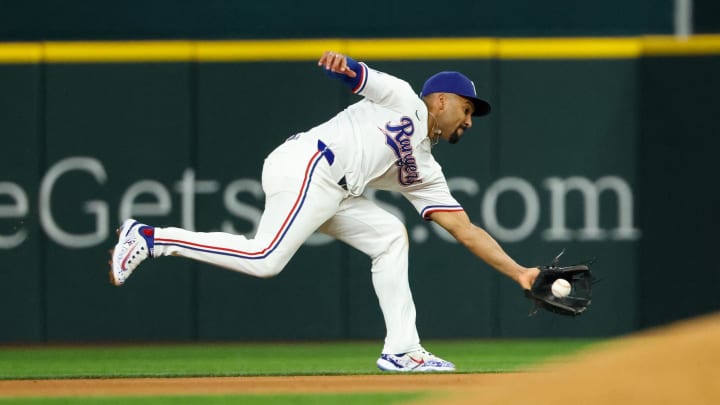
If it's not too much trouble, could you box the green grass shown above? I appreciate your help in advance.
[0,393,424,404]
[0,339,600,404]
[0,339,598,379]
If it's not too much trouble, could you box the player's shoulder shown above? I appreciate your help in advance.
[367,67,418,96]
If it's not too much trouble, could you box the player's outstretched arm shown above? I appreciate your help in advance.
[317,51,414,107]
[429,210,540,289]
[318,51,357,78]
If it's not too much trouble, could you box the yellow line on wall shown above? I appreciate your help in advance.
[643,34,720,56]
[0,35,719,64]
[0,42,43,63]
[498,37,642,59]
[346,38,497,60]
[44,41,195,63]
[196,39,345,61]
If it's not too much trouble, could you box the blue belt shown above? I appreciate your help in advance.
[317,140,347,190]
[317,140,335,166]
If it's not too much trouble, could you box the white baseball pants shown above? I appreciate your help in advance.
[152,139,421,354]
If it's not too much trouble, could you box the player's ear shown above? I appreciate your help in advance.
[437,93,447,111]
[423,93,442,114]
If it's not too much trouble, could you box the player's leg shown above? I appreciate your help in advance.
[152,190,337,278]
[319,197,419,353]
[110,140,345,285]
[318,196,455,371]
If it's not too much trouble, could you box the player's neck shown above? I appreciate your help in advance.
[427,112,442,146]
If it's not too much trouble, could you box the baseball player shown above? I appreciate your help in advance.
[110,51,540,372]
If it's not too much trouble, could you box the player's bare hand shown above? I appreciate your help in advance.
[518,267,540,290]
[318,51,357,78]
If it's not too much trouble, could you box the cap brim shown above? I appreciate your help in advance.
[468,97,492,117]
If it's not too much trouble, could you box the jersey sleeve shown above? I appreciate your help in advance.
[402,174,465,221]
[322,56,368,92]
[323,57,417,111]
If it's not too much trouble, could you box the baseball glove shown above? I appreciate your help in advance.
[524,250,594,316]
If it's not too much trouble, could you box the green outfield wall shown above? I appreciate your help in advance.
[0,37,718,343]
[0,0,677,41]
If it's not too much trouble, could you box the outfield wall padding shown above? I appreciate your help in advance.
[0,45,717,342]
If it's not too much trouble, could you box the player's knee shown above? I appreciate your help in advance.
[248,262,284,279]
[254,267,283,279]
[377,220,409,253]
[389,225,408,245]
[248,255,288,279]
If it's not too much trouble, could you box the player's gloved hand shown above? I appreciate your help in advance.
[518,267,540,290]
[524,250,595,316]
[318,51,357,78]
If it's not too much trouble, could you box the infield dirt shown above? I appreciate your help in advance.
[422,311,720,405]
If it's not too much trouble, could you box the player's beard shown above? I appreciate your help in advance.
[448,132,460,144]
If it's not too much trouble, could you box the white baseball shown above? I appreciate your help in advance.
[551,279,572,298]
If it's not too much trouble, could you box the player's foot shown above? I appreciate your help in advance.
[109,219,155,286]
[376,348,456,372]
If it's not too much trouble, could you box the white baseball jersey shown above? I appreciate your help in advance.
[295,62,464,220]
[151,60,467,354]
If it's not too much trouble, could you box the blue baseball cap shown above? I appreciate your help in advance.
[420,71,491,116]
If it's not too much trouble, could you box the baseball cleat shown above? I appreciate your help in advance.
[376,348,456,372]
[109,219,155,286]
